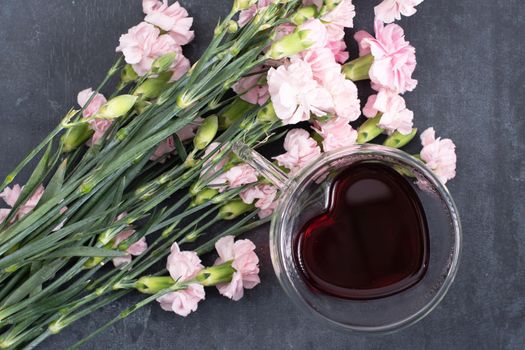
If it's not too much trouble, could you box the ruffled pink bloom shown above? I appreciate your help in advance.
[274,129,321,174]
[166,242,204,281]
[420,128,457,184]
[233,69,269,105]
[355,20,417,94]
[375,0,424,24]
[299,48,341,86]
[214,236,260,301]
[223,164,259,188]
[322,0,356,29]
[0,184,45,222]
[116,22,160,75]
[157,242,205,316]
[327,75,361,122]
[165,45,191,82]
[157,284,205,316]
[298,19,328,50]
[143,0,194,45]
[88,118,113,145]
[150,136,176,162]
[363,90,413,134]
[240,184,278,218]
[112,229,148,267]
[325,40,349,64]
[354,30,373,57]
[77,88,107,118]
[77,88,113,144]
[238,0,274,27]
[314,118,358,152]
[267,59,333,124]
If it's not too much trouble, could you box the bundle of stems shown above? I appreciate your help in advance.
[0,1,305,348]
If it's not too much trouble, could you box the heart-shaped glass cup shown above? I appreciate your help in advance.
[233,142,461,334]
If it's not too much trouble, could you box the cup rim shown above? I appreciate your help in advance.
[269,144,462,334]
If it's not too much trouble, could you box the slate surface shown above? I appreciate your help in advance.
[0,0,524,349]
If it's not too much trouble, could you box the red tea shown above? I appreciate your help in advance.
[295,162,429,300]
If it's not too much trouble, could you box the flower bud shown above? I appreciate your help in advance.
[357,114,384,144]
[219,98,253,129]
[257,103,278,123]
[322,0,342,12]
[343,54,374,81]
[83,256,104,269]
[121,64,138,83]
[135,276,176,294]
[383,128,418,149]
[194,115,219,150]
[196,261,236,286]
[233,0,257,11]
[227,20,239,34]
[61,123,94,153]
[290,6,317,25]
[134,75,170,100]
[97,95,138,119]
[218,200,254,220]
[267,31,311,59]
[193,188,219,206]
[152,52,177,73]
[184,231,200,242]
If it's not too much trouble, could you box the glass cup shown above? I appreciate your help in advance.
[233,142,462,334]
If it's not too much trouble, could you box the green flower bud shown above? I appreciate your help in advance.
[176,91,194,109]
[218,200,254,220]
[290,6,317,25]
[227,20,239,34]
[152,52,177,73]
[194,115,219,150]
[61,123,94,153]
[321,0,342,12]
[193,188,219,206]
[184,231,200,242]
[383,128,418,149]
[267,31,311,59]
[83,256,104,269]
[257,103,278,123]
[234,0,257,11]
[97,95,138,119]
[357,114,384,144]
[134,76,170,100]
[343,54,374,81]
[219,98,253,129]
[135,276,176,294]
[196,261,235,286]
[121,64,138,83]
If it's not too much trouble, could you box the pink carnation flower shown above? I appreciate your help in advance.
[77,89,113,144]
[420,128,457,184]
[112,229,148,267]
[299,48,341,86]
[116,22,160,75]
[112,213,148,267]
[214,236,260,301]
[158,242,205,316]
[327,75,361,122]
[240,184,278,218]
[211,164,259,192]
[77,88,107,118]
[375,0,424,24]
[355,20,417,94]
[322,0,356,29]
[0,184,44,222]
[233,69,269,106]
[143,0,194,45]
[274,129,321,175]
[267,59,333,125]
[314,118,358,152]
[363,90,414,135]
[325,40,349,64]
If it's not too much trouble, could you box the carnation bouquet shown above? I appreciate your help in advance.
[0,0,457,348]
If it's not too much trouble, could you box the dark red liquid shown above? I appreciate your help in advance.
[295,162,429,300]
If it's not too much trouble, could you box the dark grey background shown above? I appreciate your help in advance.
[0,0,524,349]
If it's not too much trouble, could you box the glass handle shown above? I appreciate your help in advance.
[232,142,290,190]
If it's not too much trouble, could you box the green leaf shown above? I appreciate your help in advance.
[40,159,67,204]
[1,259,64,308]
[37,247,127,259]
[172,133,187,161]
